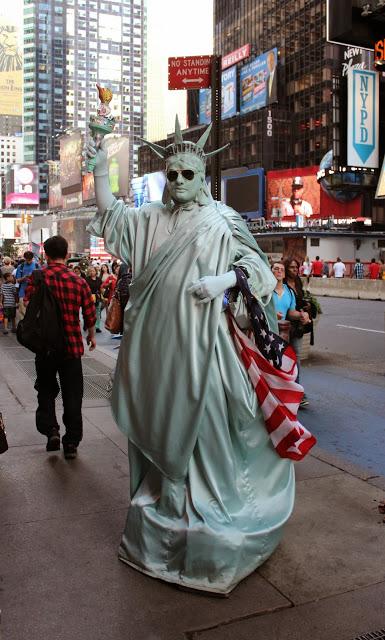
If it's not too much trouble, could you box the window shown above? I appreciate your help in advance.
[310,238,320,247]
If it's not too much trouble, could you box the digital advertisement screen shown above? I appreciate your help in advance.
[240,48,278,115]
[266,168,320,222]
[224,169,265,220]
[5,164,39,207]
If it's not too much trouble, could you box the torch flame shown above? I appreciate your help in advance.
[96,83,113,104]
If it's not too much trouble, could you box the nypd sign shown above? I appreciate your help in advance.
[347,69,379,168]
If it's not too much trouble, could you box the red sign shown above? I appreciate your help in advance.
[221,44,250,70]
[168,55,212,90]
[374,38,385,62]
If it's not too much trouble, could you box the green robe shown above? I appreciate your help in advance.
[87,199,295,595]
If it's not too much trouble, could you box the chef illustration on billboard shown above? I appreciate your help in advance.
[281,176,313,227]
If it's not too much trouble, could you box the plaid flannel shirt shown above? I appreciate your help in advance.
[25,262,96,358]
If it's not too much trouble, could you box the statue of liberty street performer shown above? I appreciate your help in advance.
[86,113,311,595]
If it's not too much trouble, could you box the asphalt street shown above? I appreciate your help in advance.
[94,297,385,476]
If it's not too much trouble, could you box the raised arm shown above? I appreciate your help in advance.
[86,138,116,214]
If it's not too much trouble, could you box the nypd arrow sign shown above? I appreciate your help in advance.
[347,69,379,168]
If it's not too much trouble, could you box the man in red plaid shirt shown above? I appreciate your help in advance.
[25,235,96,459]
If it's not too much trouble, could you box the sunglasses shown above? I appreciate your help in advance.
[167,169,195,182]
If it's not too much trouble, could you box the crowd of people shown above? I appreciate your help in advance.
[0,250,131,340]
[299,255,385,280]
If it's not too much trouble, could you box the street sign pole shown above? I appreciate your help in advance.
[210,55,221,201]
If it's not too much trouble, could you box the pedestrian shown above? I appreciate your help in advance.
[367,258,380,280]
[352,257,365,279]
[310,255,323,277]
[0,256,14,283]
[86,116,316,595]
[322,261,330,278]
[282,258,312,406]
[332,257,346,278]
[0,272,18,334]
[301,256,311,283]
[15,251,40,319]
[380,259,385,280]
[85,265,102,333]
[101,262,119,306]
[24,235,96,460]
[100,263,110,284]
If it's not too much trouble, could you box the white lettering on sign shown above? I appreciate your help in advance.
[344,47,362,60]
[222,44,250,70]
[266,110,273,137]
[342,46,366,77]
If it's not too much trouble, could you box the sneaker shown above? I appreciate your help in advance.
[300,396,309,408]
[46,428,60,452]
[95,328,102,333]
[63,443,77,460]
[3,330,8,335]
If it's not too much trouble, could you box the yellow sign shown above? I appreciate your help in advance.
[0,20,22,116]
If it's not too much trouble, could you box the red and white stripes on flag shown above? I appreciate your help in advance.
[228,313,316,461]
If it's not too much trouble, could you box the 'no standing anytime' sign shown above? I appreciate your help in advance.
[168,55,212,90]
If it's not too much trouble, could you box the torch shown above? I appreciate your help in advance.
[87,83,116,173]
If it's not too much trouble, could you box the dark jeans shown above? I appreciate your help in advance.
[34,354,84,446]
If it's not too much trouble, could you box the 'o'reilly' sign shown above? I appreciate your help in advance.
[347,69,379,168]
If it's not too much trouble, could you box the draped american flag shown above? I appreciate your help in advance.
[227,268,316,461]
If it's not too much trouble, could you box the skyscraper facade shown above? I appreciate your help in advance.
[23,0,146,205]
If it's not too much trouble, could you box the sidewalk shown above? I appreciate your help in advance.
[0,333,384,640]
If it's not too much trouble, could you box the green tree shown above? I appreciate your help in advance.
[1,239,18,259]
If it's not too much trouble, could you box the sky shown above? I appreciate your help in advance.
[145,0,214,140]
[0,0,213,141]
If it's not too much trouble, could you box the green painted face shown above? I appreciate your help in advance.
[166,155,205,205]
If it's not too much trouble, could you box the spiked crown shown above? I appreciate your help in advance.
[139,115,229,164]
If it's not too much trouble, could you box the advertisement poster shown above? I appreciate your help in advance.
[48,183,62,209]
[103,135,130,197]
[0,16,22,116]
[199,66,238,125]
[347,69,379,169]
[82,173,95,204]
[5,164,39,207]
[240,48,277,115]
[222,65,237,120]
[60,131,83,193]
[199,88,211,125]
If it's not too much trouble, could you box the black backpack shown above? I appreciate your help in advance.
[16,271,65,356]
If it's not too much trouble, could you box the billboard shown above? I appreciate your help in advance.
[60,131,83,194]
[267,168,320,223]
[222,65,237,120]
[62,192,82,210]
[375,155,385,199]
[198,66,237,124]
[347,69,379,169]
[48,160,62,209]
[49,183,62,209]
[0,17,22,116]
[104,135,130,197]
[5,164,39,207]
[240,48,277,115]
[82,173,95,204]
[199,89,211,125]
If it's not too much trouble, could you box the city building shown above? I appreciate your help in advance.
[139,0,385,233]
[0,136,23,175]
[23,0,146,206]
